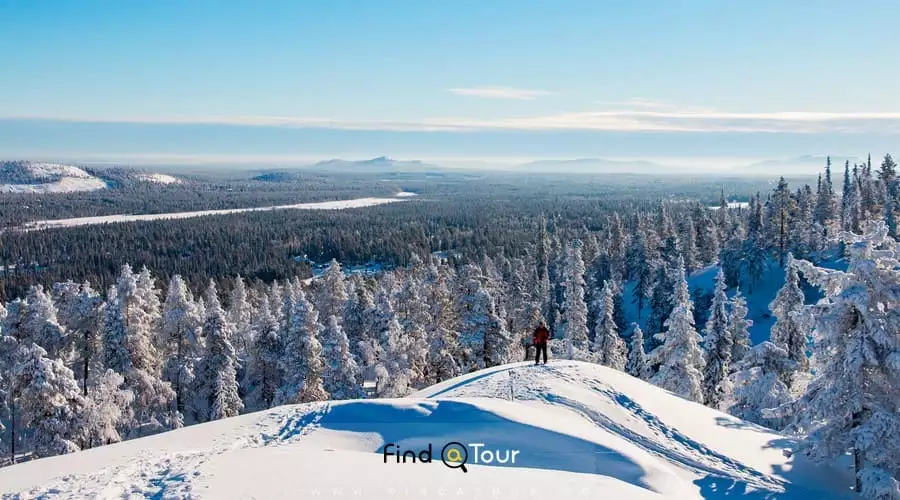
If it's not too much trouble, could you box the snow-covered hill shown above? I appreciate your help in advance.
[0,361,851,499]
[0,161,108,194]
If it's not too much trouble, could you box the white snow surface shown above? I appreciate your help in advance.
[0,361,851,499]
[18,194,412,231]
[135,173,181,184]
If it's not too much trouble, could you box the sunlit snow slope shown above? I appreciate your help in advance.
[0,361,852,499]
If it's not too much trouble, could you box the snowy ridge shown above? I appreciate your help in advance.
[0,361,851,499]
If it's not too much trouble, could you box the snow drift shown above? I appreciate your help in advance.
[0,361,851,499]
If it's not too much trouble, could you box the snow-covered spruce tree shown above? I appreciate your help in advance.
[743,193,767,293]
[628,229,654,320]
[276,287,328,404]
[728,290,753,363]
[768,263,810,390]
[102,265,180,437]
[702,269,733,409]
[783,222,900,496]
[694,205,720,266]
[52,281,103,396]
[344,283,377,369]
[375,313,413,398]
[719,224,745,289]
[197,281,243,420]
[680,215,699,274]
[395,277,429,388]
[607,214,628,281]
[649,257,705,403]
[322,315,365,400]
[21,285,68,361]
[592,281,626,370]
[647,264,672,339]
[626,324,649,380]
[536,215,553,323]
[562,239,590,359]
[227,275,254,359]
[244,294,282,411]
[1,298,24,342]
[727,341,795,429]
[160,275,203,420]
[423,264,461,385]
[82,369,134,448]
[316,259,349,323]
[10,341,86,458]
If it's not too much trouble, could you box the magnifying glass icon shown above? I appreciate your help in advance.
[441,442,468,473]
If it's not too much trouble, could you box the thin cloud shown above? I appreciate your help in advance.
[448,86,553,100]
[594,98,677,109]
[7,109,900,134]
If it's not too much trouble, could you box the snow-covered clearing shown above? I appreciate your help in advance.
[17,194,415,231]
[135,173,181,184]
[0,361,851,499]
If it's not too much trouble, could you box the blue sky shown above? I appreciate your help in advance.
[1,0,899,165]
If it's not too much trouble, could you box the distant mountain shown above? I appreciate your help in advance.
[0,161,108,194]
[744,155,860,176]
[308,156,441,172]
[516,158,671,174]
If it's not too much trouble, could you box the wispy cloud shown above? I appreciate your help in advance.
[594,98,677,109]
[8,109,900,134]
[448,86,553,100]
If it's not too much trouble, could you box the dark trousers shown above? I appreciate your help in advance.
[534,342,548,364]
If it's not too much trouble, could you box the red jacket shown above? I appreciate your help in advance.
[532,325,550,344]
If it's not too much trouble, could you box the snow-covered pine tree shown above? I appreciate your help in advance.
[784,222,900,495]
[344,283,377,368]
[198,281,243,420]
[245,294,282,411]
[374,305,413,398]
[52,281,103,396]
[562,239,590,359]
[227,275,254,358]
[10,341,86,458]
[626,324,648,380]
[322,315,365,400]
[728,290,752,363]
[276,287,328,404]
[102,265,180,437]
[536,215,553,323]
[727,341,795,429]
[316,259,349,323]
[82,369,134,449]
[768,263,809,390]
[592,281,626,370]
[702,269,733,409]
[21,285,68,361]
[649,257,705,403]
[160,275,203,420]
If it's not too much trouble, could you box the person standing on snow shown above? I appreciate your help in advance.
[532,321,550,365]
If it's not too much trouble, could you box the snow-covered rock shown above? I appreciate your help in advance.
[0,360,852,499]
[0,161,107,193]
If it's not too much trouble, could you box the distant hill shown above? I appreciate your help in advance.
[308,156,441,172]
[0,161,108,194]
[744,155,859,176]
[516,158,672,174]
